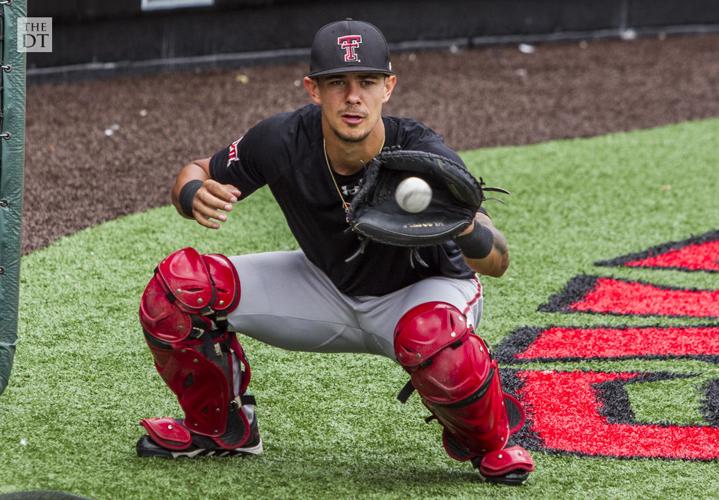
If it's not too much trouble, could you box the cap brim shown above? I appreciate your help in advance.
[307,66,394,78]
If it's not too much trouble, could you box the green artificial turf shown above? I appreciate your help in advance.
[2,118,719,499]
[626,377,707,426]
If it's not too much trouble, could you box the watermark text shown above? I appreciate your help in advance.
[18,17,53,53]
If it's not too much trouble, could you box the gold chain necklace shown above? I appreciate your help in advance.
[323,137,384,222]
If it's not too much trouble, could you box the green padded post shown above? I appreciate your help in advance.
[0,0,27,395]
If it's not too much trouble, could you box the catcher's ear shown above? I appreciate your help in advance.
[382,75,397,104]
[304,77,322,105]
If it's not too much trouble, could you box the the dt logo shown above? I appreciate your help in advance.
[17,17,53,53]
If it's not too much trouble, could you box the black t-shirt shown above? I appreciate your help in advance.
[210,104,474,296]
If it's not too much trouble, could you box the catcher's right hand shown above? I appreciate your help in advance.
[192,179,241,229]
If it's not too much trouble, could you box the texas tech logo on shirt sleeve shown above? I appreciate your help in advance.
[337,35,363,62]
[227,137,242,167]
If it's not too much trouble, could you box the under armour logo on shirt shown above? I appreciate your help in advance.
[341,182,362,197]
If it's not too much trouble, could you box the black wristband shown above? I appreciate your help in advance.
[455,223,495,259]
[179,179,203,218]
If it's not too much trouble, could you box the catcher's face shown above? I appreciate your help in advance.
[304,73,397,143]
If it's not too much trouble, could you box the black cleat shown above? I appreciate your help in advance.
[136,417,263,459]
[478,469,531,486]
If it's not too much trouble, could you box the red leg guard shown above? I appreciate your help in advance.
[394,302,535,482]
[138,248,260,454]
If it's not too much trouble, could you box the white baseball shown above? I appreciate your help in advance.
[395,177,432,213]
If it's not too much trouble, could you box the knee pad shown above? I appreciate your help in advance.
[140,247,240,343]
[139,247,253,448]
[394,302,524,461]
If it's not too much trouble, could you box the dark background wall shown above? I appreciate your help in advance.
[27,0,719,74]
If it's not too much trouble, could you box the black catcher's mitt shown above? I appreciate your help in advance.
[347,149,504,249]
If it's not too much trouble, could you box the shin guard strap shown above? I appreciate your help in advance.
[239,394,256,406]
[397,380,415,403]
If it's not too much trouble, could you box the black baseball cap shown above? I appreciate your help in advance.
[308,18,393,78]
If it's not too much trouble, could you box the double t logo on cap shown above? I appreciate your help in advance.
[337,35,363,63]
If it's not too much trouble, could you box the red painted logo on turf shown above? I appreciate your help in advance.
[337,35,362,62]
[540,275,719,318]
[624,240,719,271]
[596,230,719,273]
[514,370,719,460]
[497,325,719,363]
[503,230,719,461]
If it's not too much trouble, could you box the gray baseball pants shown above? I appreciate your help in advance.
[227,251,483,361]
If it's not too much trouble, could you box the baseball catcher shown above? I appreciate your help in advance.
[136,18,535,485]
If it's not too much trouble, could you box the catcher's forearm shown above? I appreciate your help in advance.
[456,223,494,259]
[462,236,509,277]
[171,159,211,218]
[458,215,510,277]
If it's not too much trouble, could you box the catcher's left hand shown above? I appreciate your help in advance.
[347,149,506,248]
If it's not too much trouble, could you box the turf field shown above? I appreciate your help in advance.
[1,118,718,499]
